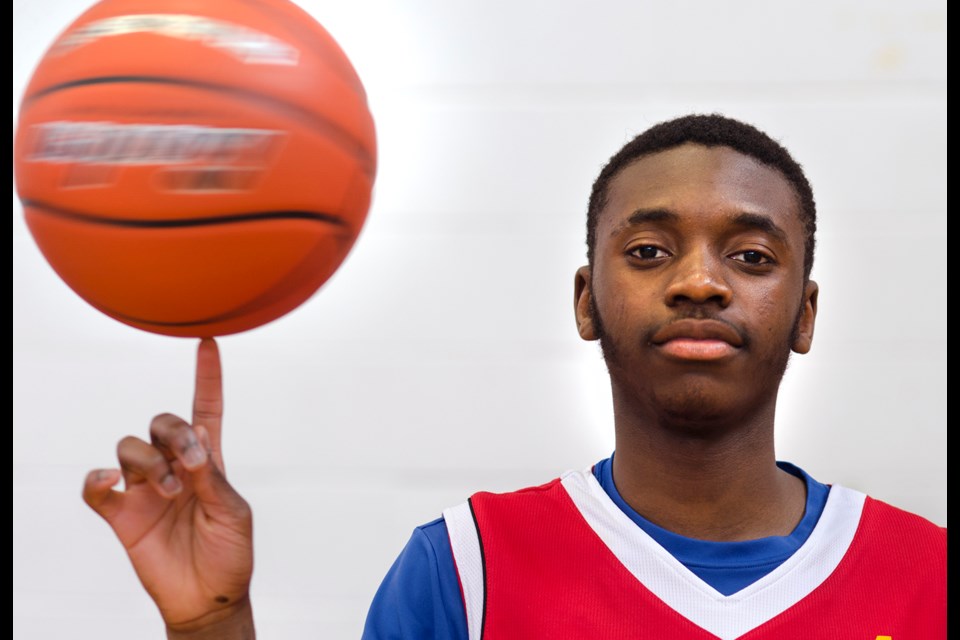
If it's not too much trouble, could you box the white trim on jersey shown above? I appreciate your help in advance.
[445,470,868,640]
[442,501,484,640]
[560,468,867,640]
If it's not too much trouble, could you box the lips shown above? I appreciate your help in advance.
[650,319,744,361]
[651,319,744,346]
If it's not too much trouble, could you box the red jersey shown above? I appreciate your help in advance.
[443,468,946,639]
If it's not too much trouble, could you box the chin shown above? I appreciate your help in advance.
[651,387,744,432]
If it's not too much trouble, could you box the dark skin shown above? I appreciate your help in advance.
[575,143,818,541]
[84,142,818,635]
[83,339,256,638]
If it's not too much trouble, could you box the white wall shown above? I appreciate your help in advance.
[13,1,946,638]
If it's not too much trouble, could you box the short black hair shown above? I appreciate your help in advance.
[586,114,817,280]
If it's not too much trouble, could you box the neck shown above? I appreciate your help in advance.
[609,384,805,541]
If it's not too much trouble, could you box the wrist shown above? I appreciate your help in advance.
[166,597,255,640]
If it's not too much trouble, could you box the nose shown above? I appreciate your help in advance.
[664,249,733,308]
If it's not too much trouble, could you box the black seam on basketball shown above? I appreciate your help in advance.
[22,75,375,178]
[96,303,265,328]
[76,236,348,330]
[467,498,488,640]
[22,198,348,229]
[89,296,275,329]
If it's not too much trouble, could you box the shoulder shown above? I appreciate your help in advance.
[455,472,589,524]
[826,490,947,615]
[412,516,453,553]
[827,486,947,586]
[859,494,947,548]
[362,518,467,640]
[446,469,601,551]
[470,475,567,503]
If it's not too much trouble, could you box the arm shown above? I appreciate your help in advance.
[363,519,468,640]
[82,338,255,638]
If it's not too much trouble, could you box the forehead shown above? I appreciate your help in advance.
[602,143,803,238]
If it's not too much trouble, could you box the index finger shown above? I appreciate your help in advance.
[193,337,225,473]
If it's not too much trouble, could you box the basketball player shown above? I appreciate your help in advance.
[82,114,946,639]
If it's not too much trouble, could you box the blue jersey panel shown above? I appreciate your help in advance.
[362,517,467,640]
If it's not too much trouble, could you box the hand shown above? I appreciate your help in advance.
[83,338,255,636]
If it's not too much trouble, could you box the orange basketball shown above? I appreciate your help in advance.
[13,0,376,337]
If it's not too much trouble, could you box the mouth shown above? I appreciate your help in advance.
[650,319,744,362]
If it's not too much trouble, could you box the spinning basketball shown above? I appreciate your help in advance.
[14,0,377,337]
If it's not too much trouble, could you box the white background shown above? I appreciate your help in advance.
[13,1,946,638]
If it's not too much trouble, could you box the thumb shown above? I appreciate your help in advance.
[82,468,124,522]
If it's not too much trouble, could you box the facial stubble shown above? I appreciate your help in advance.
[588,281,807,386]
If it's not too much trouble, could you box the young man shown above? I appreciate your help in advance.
[83,114,946,639]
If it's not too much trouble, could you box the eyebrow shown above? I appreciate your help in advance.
[730,212,788,243]
[613,208,788,243]
[609,209,679,236]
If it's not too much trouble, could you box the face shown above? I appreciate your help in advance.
[575,143,818,427]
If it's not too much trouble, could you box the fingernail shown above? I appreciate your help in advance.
[161,474,182,495]
[182,438,208,469]
[196,425,212,453]
[95,469,118,484]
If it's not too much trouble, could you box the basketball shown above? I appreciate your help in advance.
[13,0,377,337]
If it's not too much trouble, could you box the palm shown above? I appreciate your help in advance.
[112,467,252,626]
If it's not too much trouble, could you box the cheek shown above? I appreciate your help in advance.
[753,286,802,340]
[592,267,624,317]
[601,272,653,325]
[612,292,629,323]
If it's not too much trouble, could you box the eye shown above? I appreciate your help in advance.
[730,249,774,266]
[629,245,670,260]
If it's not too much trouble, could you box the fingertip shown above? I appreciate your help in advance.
[198,336,219,354]
[86,468,121,487]
[83,469,122,514]
[180,428,210,471]
[196,340,223,379]
[158,473,183,497]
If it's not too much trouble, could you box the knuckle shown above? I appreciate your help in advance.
[149,412,181,432]
[144,452,171,479]
[193,398,223,418]
[234,497,253,522]
[116,435,141,457]
[149,413,190,446]
[216,477,252,519]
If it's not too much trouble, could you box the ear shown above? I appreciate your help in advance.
[791,280,819,354]
[574,266,598,341]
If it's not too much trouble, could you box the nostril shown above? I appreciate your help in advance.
[666,278,733,307]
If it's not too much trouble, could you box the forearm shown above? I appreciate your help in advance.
[166,597,255,640]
